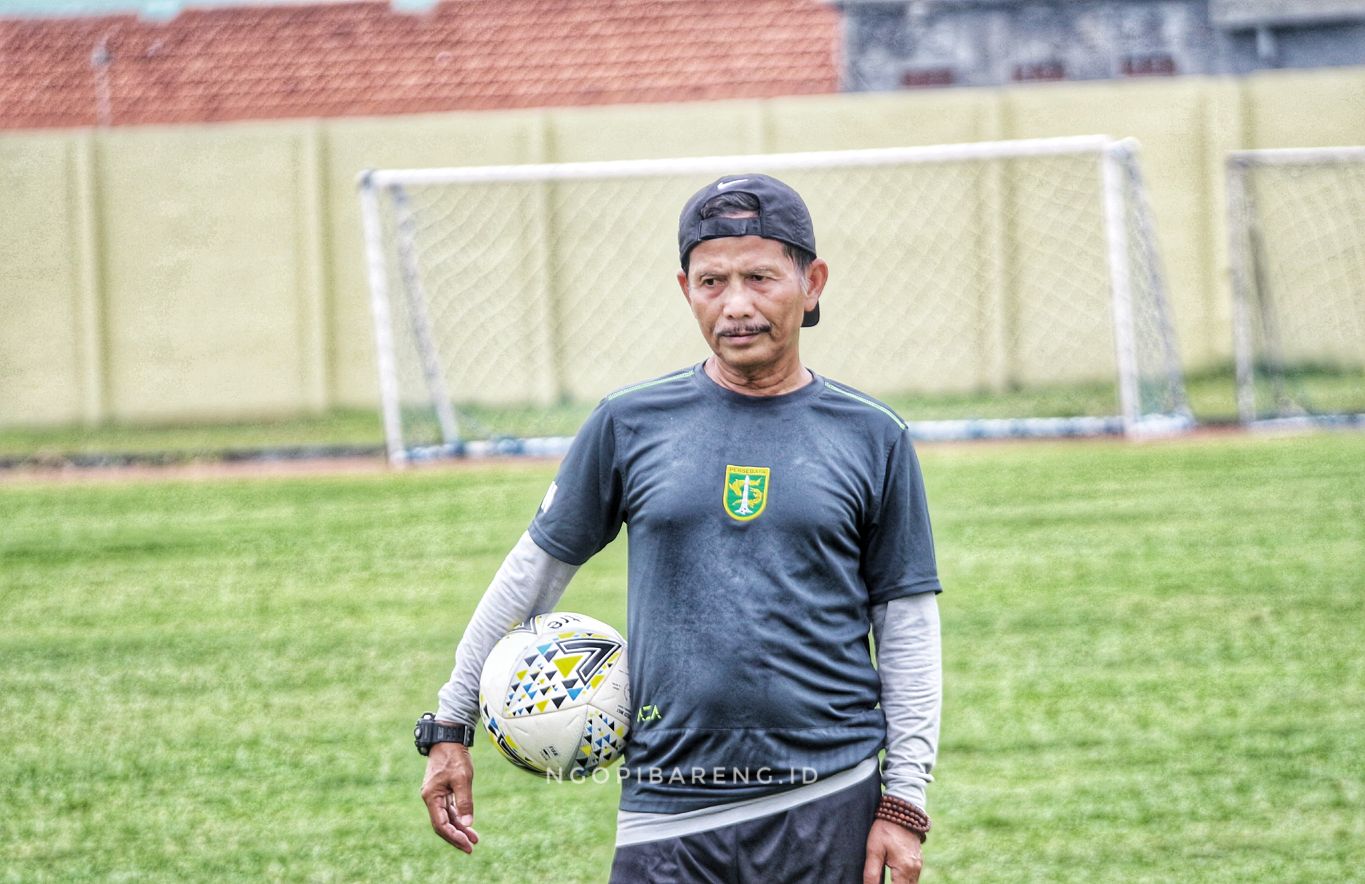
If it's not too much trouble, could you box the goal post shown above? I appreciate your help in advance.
[1227,146,1365,429]
[358,136,1193,465]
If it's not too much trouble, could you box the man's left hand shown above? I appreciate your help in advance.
[862,819,923,884]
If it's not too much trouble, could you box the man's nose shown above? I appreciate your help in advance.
[721,277,756,317]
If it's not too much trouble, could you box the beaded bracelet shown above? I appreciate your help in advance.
[875,794,931,842]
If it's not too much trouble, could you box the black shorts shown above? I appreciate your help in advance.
[608,770,881,884]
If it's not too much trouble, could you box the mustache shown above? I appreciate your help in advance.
[716,323,772,337]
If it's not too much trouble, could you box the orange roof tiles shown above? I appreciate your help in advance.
[0,0,840,130]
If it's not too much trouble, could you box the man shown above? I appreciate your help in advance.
[415,174,943,883]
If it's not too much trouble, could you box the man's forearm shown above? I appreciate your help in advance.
[872,592,942,811]
[436,532,579,725]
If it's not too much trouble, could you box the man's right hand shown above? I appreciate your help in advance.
[420,740,480,853]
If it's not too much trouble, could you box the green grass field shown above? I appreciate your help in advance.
[2,432,1362,882]
[8,364,1361,466]
[0,409,386,463]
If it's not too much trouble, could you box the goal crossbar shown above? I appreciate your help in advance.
[362,135,1116,188]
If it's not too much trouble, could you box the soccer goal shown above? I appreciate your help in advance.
[1227,147,1365,429]
[358,136,1192,464]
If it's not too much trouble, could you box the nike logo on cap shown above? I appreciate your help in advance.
[716,178,750,190]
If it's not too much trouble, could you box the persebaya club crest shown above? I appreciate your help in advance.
[724,465,771,522]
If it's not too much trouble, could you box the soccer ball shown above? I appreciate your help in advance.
[478,611,630,776]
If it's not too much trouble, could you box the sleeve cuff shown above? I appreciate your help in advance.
[527,523,592,567]
[882,781,928,813]
[868,578,942,606]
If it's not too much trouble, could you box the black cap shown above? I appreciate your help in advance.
[678,173,820,327]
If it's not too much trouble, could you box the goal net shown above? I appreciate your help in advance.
[1227,147,1365,428]
[358,136,1192,464]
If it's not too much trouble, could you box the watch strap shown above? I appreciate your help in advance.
[414,712,476,755]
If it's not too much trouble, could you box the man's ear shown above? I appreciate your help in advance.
[677,269,691,305]
[804,258,829,313]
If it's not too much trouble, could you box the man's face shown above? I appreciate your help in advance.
[677,236,827,375]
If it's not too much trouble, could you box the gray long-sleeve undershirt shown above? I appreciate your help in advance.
[872,591,941,809]
[436,533,941,810]
[436,532,579,725]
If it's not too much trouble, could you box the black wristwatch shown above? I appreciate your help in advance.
[414,712,476,756]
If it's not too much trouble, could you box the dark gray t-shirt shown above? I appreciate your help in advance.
[529,364,941,812]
